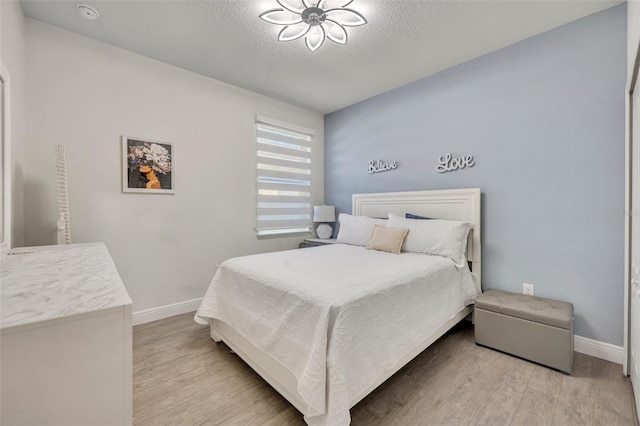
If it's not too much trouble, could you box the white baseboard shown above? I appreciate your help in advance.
[132,298,202,326]
[574,334,624,364]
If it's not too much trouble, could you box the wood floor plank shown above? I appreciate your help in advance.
[551,352,596,426]
[134,360,180,393]
[426,350,519,425]
[133,313,636,426]
[133,350,265,424]
[261,405,306,426]
[594,359,636,425]
[210,379,294,426]
[353,323,470,423]
[138,329,212,368]
[469,357,536,426]
[372,335,498,425]
[510,365,564,426]
[134,372,216,424]
[133,366,211,411]
[133,328,159,348]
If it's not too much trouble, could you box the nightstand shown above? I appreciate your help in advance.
[299,238,338,248]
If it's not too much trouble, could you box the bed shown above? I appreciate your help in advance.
[195,188,481,425]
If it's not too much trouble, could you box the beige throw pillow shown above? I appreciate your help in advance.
[366,225,409,254]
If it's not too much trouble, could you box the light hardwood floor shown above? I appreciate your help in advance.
[133,313,639,425]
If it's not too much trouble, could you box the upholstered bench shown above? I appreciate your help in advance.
[474,289,574,374]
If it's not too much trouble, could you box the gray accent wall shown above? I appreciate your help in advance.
[325,4,626,345]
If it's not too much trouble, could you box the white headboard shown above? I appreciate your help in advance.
[352,188,481,288]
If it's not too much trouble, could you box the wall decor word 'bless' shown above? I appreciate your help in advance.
[437,153,474,173]
[368,160,398,174]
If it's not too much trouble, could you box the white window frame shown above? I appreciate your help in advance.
[255,116,315,238]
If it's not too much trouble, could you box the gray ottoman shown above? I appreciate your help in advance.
[475,289,574,374]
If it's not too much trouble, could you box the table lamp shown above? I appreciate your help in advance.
[313,205,336,239]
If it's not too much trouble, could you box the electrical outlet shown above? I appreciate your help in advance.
[523,283,534,296]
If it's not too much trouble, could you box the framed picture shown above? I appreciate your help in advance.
[122,136,174,194]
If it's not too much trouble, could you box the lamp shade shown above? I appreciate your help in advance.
[313,205,336,223]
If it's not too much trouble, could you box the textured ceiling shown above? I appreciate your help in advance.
[21,0,622,114]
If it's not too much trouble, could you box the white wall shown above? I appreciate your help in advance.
[24,19,324,313]
[1,0,26,248]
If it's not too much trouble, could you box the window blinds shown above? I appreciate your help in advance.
[255,118,313,237]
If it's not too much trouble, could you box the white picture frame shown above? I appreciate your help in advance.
[122,136,174,194]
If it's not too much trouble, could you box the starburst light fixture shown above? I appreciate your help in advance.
[259,0,367,52]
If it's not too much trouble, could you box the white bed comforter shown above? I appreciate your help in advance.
[195,244,479,426]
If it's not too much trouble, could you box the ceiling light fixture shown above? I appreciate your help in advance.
[259,0,367,52]
[76,4,99,20]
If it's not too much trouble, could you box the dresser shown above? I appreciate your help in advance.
[0,243,133,425]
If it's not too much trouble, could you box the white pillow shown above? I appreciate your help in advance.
[387,213,473,266]
[336,213,388,246]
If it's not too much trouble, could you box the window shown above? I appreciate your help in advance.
[255,116,314,237]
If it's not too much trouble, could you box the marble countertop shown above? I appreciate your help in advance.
[1,242,132,330]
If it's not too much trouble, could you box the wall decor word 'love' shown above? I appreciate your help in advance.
[436,153,475,173]
[368,160,398,174]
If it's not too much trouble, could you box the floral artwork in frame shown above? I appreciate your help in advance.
[122,136,174,194]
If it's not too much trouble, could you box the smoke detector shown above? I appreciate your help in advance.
[77,4,99,20]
